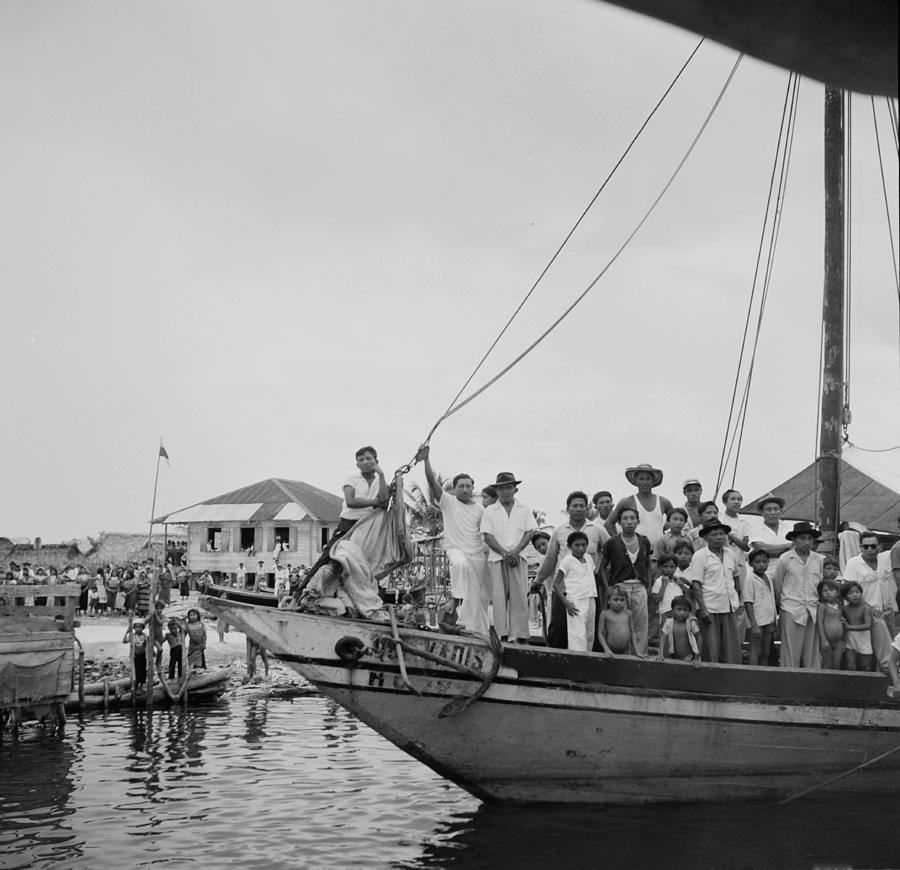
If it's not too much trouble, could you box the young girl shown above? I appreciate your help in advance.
[816,577,844,670]
[658,596,701,666]
[164,619,184,680]
[596,584,638,657]
[123,620,148,689]
[841,581,874,671]
[185,609,207,670]
[656,509,692,559]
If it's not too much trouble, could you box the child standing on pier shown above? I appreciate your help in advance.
[123,620,148,689]
[185,609,207,670]
[164,619,184,679]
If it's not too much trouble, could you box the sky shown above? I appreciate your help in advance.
[1,1,898,542]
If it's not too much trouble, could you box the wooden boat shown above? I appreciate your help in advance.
[63,667,231,711]
[204,583,279,607]
[200,597,900,805]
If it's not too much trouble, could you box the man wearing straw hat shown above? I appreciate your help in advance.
[606,464,673,557]
[481,472,538,642]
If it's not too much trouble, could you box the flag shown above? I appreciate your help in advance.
[159,441,170,466]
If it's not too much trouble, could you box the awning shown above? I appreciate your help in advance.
[161,503,265,524]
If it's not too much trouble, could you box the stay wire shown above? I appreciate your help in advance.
[726,74,801,489]
[870,96,900,297]
[420,37,706,447]
[886,97,899,153]
[713,71,796,496]
[845,92,853,425]
[434,53,745,431]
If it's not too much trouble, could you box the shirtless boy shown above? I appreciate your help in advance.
[816,577,844,669]
[596,584,637,657]
[658,596,701,666]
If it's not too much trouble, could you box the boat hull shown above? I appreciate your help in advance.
[200,598,900,806]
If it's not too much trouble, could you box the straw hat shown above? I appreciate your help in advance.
[625,464,663,487]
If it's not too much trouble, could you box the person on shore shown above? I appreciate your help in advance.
[178,567,191,600]
[750,494,792,579]
[816,578,844,670]
[773,522,824,669]
[246,638,269,679]
[606,464,673,561]
[681,479,704,529]
[600,506,651,654]
[552,531,599,653]
[596,584,638,656]
[743,549,777,666]
[688,520,742,664]
[841,581,874,671]
[164,619,184,680]
[185,609,207,670]
[531,491,608,649]
[658,596,702,665]
[480,472,538,643]
[123,620,148,690]
[416,444,489,635]
[235,563,245,589]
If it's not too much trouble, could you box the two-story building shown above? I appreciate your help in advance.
[153,478,342,584]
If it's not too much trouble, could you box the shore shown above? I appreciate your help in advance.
[73,591,303,690]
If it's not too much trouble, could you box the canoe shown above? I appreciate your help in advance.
[201,596,900,807]
[64,667,231,711]
[204,584,279,608]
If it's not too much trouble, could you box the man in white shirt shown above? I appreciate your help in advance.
[416,445,489,635]
[481,472,538,642]
[750,493,792,581]
[339,445,390,534]
[844,531,895,668]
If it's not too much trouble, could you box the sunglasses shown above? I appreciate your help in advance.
[861,544,879,550]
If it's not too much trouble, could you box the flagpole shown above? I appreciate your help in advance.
[148,438,163,547]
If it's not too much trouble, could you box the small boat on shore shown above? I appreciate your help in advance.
[201,597,900,806]
[204,583,279,608]
[64,667,231,711]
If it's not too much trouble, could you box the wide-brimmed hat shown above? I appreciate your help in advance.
[492,472,521,487]
[756,492,786,510]
[625,464,663,487]
[682,478,702,489]
[786,521,821,540]
[698,520,732,537]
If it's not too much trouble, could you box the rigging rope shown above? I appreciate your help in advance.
[713,72,798,495]
[428,53,745,438]
[416,37,707,450]
[886,96,899,154]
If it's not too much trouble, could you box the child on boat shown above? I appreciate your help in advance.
[651,553,689,628]
[841,580,874,671]
[554,531,598,653]
[123,620,148,689]
[823,557,844,585]
[596,584,638,657]
[743,549,777,666]
[816,577,844,670]
[655,508,692,560]
[185,609,208,670]
[164,619,184,680]
[658,596,701,666]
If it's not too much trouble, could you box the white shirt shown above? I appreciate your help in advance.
[652,573,688,614]
[340,473,380,520]
[439,491,485,556]
[750,520,791,579]
[877,551,899,613]
[547,520,608,573]
[634,496,666,551]
[557,554,596,600]
[688,546,740,614]
[742,570,776,626]
[844,554,883,610]
[480,501,538,563]
[722,511,751,565]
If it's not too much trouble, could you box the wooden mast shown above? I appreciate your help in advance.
[816,87,845,555]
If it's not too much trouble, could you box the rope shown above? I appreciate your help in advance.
[778,741,900,805]
[886,96,899,154]
[416,38,707,452]
[433,53,744,432]
[848,441,900,453]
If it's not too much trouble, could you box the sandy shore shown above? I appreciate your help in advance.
[74,591,301,687]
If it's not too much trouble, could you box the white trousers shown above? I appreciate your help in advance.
[487,559,529,640]
[566,597,597,652]
[448,548,490,636]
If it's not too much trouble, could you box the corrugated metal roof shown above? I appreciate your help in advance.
[163,504,264,523]
[154,478,342,524]
[745,445,900,532]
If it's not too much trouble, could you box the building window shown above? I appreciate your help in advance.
[207,527,222,552]
[240,527,255,550]
[274,527,290,550]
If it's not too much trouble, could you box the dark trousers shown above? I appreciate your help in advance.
[699,611,741,664]
[168,646,183,679]
[546,592,568,649]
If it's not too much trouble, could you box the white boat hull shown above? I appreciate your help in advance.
[201,598,900,806]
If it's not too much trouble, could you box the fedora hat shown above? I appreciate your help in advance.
[756,492,786,510]
[625,463,664,487]
[698,520,732,537]
[492,472,522,487]
[785,521,821,540]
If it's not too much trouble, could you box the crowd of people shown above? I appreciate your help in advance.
[320,445,900,687]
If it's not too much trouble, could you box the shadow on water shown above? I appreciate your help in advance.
[403,793,900,870]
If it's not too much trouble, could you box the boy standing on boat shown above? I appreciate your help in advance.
[772,522,824,668]
[600,506,652,654]
[480,472,538,643]
[688,520,742,664]
[415,445,489,635]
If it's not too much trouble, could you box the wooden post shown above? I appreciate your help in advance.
[146,570,158,712]
[817,87,845,556]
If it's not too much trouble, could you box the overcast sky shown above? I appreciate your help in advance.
[2,1,897,542]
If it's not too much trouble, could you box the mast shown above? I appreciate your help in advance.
[817,87,845,555]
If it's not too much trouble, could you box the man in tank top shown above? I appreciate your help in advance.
[605,464,673,558]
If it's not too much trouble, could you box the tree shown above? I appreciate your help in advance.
[404,480,445,540]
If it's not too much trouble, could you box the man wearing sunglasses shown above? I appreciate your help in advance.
[844,530,895,671]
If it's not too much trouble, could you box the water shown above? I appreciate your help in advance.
[1,691,898,869]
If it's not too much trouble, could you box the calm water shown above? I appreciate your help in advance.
[1,690,898,869]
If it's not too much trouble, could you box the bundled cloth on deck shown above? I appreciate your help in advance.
[300,480,411,618]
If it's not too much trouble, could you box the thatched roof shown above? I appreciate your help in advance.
[154,478,342,524]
